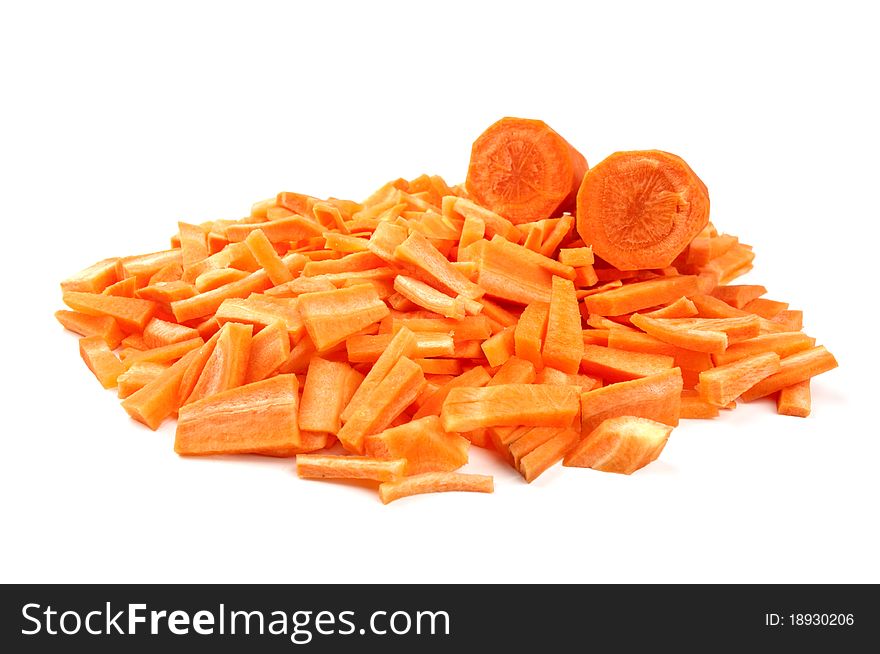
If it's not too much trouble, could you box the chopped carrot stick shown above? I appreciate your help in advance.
[117,249,182,287]
[148,262,184,285]
[711,332,817,367]
[538,213,574,257]
[518,428,580,483]
[121,333,148,350]
[79,336,125,388]
[55,310,125,348]
[302,251,382,276]
[740,346,838,402]
[171,269,272,323]
[459,215,485,251]
[514,302,549,369]
[559,246,594,268]
[337,356,425,454]
[643,296,699,319]
[122,348,201,430]
[116,362,168,399]
[278,336,317,375]
[415,358,463,375]
[143,317,200,349]
[481,325,515,367]
[244,228,294,285]
[564,416,673,475]
[394,231,484,299]
[61,257,119,293]
[580,368,683,435]
[193,268,249,293]
[698,352,781,406]
[630,313,728,354]
[542,276,583,373]
[299,357,361,435]
[582,329,610,346]
[586,314,636,331]
[298,284,390,351]
[488,356,536,385]
[175,374,302,456]
[378,472,493,504]
[102,276,138,298]
[679,389,720,419]
[225,215,324,243]
[440,384,579,432]
[62,291,157,334]
[178,222,209,273]
[346,331,453,363]
[184,323,252,404]
[777,380,811,417]
[215,295,304,340]
[136,280,197,304]
[711,284,767,309]
[244,320,291,383]
[581,344,675,383]
[393,275,465,319]
[686,234,738,266]
[413,365,491,420]
[452,197,521,242]
[391,316,492,341]
[506,426,560,468]
[365,415,469,475]
[296,455,405,482]
[122,336,204,370]
[742,297,789,319]
[701,243,755,285]
[573,264,599,288]
[689,293,750,319]
[583,275,701,316]
[478,297,519,329]
[476,239,554,305]
[656,315,761,343]
[265,276,336,298]
[771,310,803,331]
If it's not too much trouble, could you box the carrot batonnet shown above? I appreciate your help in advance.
[57,116,838,500]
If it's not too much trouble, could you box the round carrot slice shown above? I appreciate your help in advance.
[576,150,709,270]
[465,117,588,224]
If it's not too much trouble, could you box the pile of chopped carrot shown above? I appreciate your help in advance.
[57,116,837,503]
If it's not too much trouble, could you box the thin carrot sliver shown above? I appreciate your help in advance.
[518,428,580,483]
[630,313,728,354]
[698,351,781,407]
[711,284,767,309]
[542,276,583,374]
[393,275,464,319]
[584,275,701,316]
[122,336,204,370]
[378,472,493,504]
[296,455,405,482]
[643,296,699,319]
[740,346,838,402]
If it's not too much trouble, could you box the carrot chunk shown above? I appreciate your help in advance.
[117,362,168,399]
[514,302,549,369]
[712,332,816,366]
[298,284,390,351]
[79,336,125,388]
[63,291,157,333]
[580,344,675,383]
[698,352,781,407]
[518,428,580,483]
[142,317,200,349]
[378,472,493,504]
[245,228,295,285]
[55,310,125,348]
[365,415,469,475]
[777,380,811,418]
[299,357,361,435]
[579,368,683,435]
[740,346,838,402]
[122,349,201,430]
[244,320,291,383]
[440,384,579,432]
[296,455,405,482]
[584,276,701,316]
[542,276,584,373]
[413,365,491,420]
[679,389,720,419]
[564,416,673,474]
[184,322,252,404]
[61,257,119,293]
[711,284,767,309]
[488,356,537,385]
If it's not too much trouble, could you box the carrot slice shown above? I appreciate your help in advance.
[171,269,272,323]
[296,455,405,482]
[581,344,674,383]
[689,293,751,319]
[394,231,484,300]
[393,275,465,319]
[102,276,138,298]
[61,257,119,293]
[225,215,324,243]
[215,295,304,340]
[142,317,200,349]
[466,117,587,224]
[55,310,125,348]
[451,197,521,242]
[122,336,204,370]
[364,415,469,475]
[413,365,491,420]
[184,322,252,404]
[116,362,168,399]
[244,320,291,383]
[655,315,761,343]
[79,336,125,388]
[583,275,701,316]
[391,315,492,341]
[564,416,673,474]
[178,221,208,272]
[117,249,182,286]
[542,276,583,373]
[480,325,516,367]
[777,380,811,417]
[711,332,816,366]
[518,428,580,483]
[558,246,594,268]
[577,151,709,270]
[440,384,579,432]
[302,251,383,276]
[630,313,728,354]
[337,356,426,454]
[136,280,197,304]
[740,346,838,402]
[346,331,453,363]
[378,472,493,504]
[475,239,555,305]
[245,228,294,285]
[579,368,683,435]
[122,349,200,430]
[514,302,549,369]
[415,358,463,375]
[771,310,803,331]
[297,284,390,351]
[299,357,361,435]
[643,296,699,319]
[488,356,536,385]
[711,284,767,309]
[742,297,789,319]
[62,291,157,333]
[698,352,781,407]
[679,389,720,419]
[175,374,301,456]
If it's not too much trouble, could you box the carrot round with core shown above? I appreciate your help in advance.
[466,117,587,224]
[576,150,710,270]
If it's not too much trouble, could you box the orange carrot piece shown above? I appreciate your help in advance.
[391,315,492,341]
[476,239,555,305]
[61,257,119,293]
[298,284,390,351]
[771,310,803,331]
[542,276,583,373]
[581,343,674,382]
[702,243,755,284]
[365,415,469,475]
[62,291,157,333]
[215,295,304,340]
[116,362,168,399]
[175,374,301,456]
[122,349,200,430]
[481,325,516,367]
[740,346,838,402]
[394,231,484,300]
[142,317,200,349]
[296,455,406,481]
[489,356,537,385]
[440,384,579,432]
[582,329,611,346]
[686,234,738,267]
[458,214,485,251]
[243,228,293,285]
[452,197,522,242]
[184,323,252,404]
[378,472,493,504]
[171,269,272,323]
[302,251,383,276]
[123,336,204,370]
[711,284,767,309]
[573,265,599,288]
[225,215,324,243]
[121,333,148,350]
[413,365,491,420]
[148,262,184,286]
[538,213,574,257]
[630,313,728,354]
[514,302,549,369]
[679,390,720,419]
[299,357,361,435]
[742,297,789,319]
[346,331,453,363]
[55,310,125,348]
[777,380,811,417]
[643,296,699,319]
[415,358,463,375]
[176,330,222,404]
[586,314,635,331]
[393,275,464,319]
[698,352,781,406]
[488,235,575,279]
[79,336,125,388]
[337,356,426,454]
[244,320,291,383]
[518,428,580,482]
[102,276,138,298]
[505,426,558,468]
[178,221,208,272]
[278,336,317,375]
[583,275,701,316]
[559,246,594,268]
[579,368,683,435]
[689,293,751,319]
[117,250,182,286]
[136,280,197,304]
[656,315,761,343]
[564,416,673,474]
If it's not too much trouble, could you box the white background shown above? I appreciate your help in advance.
[1,1,878,584]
